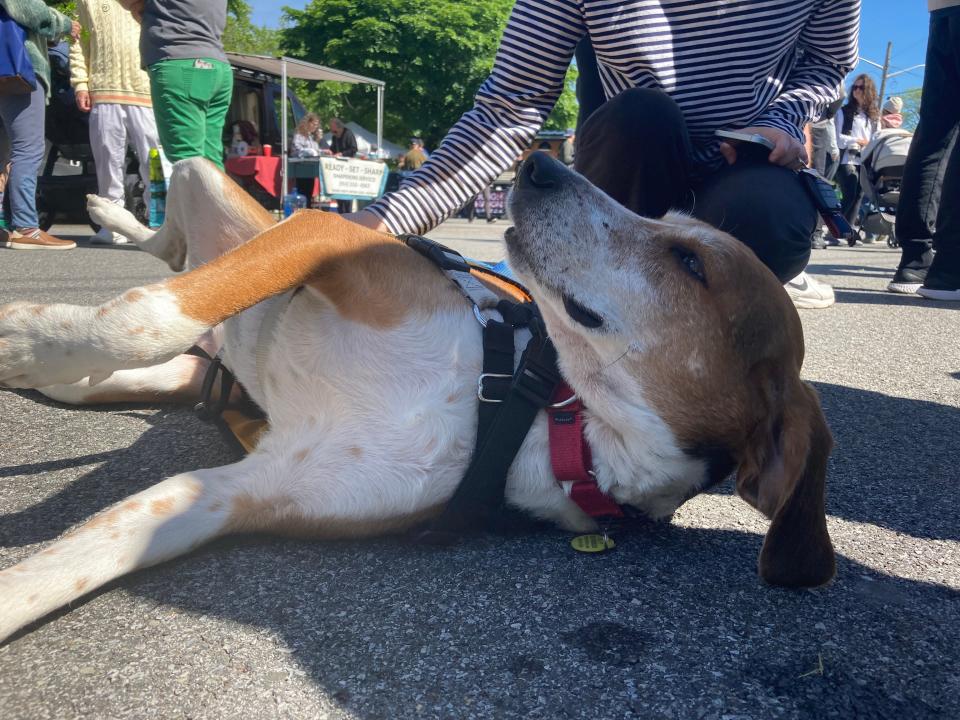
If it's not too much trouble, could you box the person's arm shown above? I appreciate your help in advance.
[826,118,839,158]
[751,0,860,147]
[69,1,92,111]
[1,0,73,39]
[361,0,585,235]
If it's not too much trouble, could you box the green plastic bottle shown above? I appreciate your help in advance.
[148,149,166,227]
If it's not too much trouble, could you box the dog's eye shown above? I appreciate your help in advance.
[562,294,604,329]
[672,247,707,285]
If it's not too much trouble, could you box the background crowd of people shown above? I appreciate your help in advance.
[803,0,959,302]
[0,0,229,249]
[0,0,957,304]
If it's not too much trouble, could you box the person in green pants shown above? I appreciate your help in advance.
[120,0,231,169]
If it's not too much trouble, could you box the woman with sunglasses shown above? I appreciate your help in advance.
[835,74,880,235]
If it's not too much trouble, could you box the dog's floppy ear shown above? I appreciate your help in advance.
[736,370,835,588]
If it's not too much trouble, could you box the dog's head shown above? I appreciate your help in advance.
[506,153,834,588]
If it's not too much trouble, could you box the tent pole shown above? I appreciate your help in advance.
[376,86,383,157]
[281,58,288,207]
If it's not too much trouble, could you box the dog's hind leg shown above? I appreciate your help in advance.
[32,327,226,406]
[88,158,275,272]
[86,194,187,271]
[0,456,267,644]
[35,350,234,406]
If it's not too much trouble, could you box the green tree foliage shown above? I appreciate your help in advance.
[47,1,75,16]
[543,62,579,132]
[899,87,921,132]
[281,0,578,148]
[222,0,281,55]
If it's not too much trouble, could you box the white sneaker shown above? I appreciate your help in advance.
[90,227,129,245]
[785,271,835,309]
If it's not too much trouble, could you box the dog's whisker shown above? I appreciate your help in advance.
[598,344,634,373]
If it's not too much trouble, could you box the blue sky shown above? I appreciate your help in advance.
[249,0,931,95]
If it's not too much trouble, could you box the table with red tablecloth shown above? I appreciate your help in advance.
[225,155,282,197]
[225,155,321,199]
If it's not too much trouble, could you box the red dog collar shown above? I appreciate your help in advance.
[547,383,624,518]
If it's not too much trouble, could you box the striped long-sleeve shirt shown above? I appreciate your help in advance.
[367,0,860,235]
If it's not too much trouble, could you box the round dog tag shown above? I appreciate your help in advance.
[571,534,616,553]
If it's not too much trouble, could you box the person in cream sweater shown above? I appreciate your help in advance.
[70,0,160,244]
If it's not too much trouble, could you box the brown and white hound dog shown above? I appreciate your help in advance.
[0,153,834,643]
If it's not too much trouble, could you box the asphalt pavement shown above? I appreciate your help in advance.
[1,220,958,720]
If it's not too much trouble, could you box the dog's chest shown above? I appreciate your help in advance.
[226,292,482,455]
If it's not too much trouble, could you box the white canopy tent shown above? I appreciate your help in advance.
[225,52,385,200]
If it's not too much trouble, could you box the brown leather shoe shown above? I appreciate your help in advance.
[9,227,76,250]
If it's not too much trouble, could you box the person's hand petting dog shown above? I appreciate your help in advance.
[344,211,389,233]
[718,126,808,169]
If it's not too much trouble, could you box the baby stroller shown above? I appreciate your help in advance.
[36,43,145,230]
[858,128,913,248]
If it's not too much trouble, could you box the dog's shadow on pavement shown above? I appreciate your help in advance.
[0,393,239,548]
[117,521,958,719]
[812,381,960,542]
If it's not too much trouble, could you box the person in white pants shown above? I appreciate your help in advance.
[70,0,159,244]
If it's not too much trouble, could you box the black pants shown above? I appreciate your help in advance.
[295,178,314,200]
[574,88,817,282]
[895,9,960,268]
[835,162,863,227]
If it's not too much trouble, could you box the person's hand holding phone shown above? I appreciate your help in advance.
[719,126,808,169]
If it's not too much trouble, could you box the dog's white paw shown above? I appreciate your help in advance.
[0,301,103,388]
[86,194,132,234]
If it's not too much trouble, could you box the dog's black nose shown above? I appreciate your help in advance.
[519,151,567,189]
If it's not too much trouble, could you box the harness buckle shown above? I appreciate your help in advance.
[473,304,492,327]
[512,338,562,408]
[477,372,512,403]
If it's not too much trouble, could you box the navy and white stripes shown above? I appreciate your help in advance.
[368,0,860,235]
